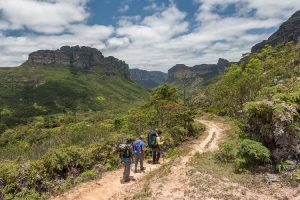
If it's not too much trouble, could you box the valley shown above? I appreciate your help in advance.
[0,5,300,200]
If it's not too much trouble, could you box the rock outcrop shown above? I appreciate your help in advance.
[130,69,167,89]
[168,58,232,81]
[245,101,300,163]
[251,10,300,52]
[26,45,130,79]
[28,46,104,70]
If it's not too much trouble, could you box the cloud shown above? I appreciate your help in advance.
[0,0,89,34]
[0,24,114,67]
[119,4,130,13]
[116,5,189,44]
[144,1,166,12]
[107,37,130,48]
[101,1,300,72]
[0,0,300,72]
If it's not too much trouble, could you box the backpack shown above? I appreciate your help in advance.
[132,140,142,152]
[116,143,131,158]
[148,131,157,148]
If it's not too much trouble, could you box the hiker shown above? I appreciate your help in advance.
[148,129,164,164]
[117,138,134,182]
[154,130,164,164]
[132,135,146,173]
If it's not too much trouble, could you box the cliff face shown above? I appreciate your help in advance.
[168,58,232,81]
[28,46,104,69]
[251,10,300,52]
[26,45,130,79]
[129,68,167,89]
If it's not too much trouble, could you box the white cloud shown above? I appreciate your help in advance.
[119,4,130,13]
[107,37,130,48]
[0,0,89,33]
[116,5,189,44]
[0,0,300,72]
[103,1,300,72]
[144,1,166,12]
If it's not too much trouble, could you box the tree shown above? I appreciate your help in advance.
[150,84,179,125]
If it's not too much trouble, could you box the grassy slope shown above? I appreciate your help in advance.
[0,64,149,160]
[0,65,149,126]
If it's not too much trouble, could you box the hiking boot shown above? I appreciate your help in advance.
[134,169,138,173]
[141,167,146,171]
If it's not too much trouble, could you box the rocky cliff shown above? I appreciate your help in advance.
[26,45,130,79]
[129,68,167,89]
[168,58,232,81]
[251,10,300,52]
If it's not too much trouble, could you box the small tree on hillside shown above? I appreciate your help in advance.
[150,84,179,126]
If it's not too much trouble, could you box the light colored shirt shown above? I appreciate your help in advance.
[156,136,164,146]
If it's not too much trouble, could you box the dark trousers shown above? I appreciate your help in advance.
[123,162,131,181]
[152,147,160,164]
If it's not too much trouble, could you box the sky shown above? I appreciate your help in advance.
[0,0,300,72]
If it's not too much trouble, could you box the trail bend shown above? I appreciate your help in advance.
[51,119,228,200]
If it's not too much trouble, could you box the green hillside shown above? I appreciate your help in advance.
[0,65,149,130]
[194,41,300,165]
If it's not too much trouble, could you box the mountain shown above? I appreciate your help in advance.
[26,45,130,79]
[251,10,300,52]
[129,68,167,89]
[0,46,148,128]
[168,58,232,82]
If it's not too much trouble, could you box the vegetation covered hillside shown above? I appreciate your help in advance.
[0,48,149,132]
[195,41,300,173]
[130,68,167,89]
[0,53,202,200]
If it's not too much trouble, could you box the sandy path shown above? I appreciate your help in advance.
[140,119,227,200]
[51,119,228,200]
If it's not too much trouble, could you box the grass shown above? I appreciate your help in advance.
[129,182,152,200]
[190,152,264,186]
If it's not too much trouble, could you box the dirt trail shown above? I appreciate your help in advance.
[51,119,228,200]
[136,119,228,200]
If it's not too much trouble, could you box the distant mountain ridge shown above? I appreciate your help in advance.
[168,58,232,82]
[251,10,300,52]
[129,68,167,89]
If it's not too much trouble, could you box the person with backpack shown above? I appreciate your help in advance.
[132,135,146,173]
[117,138,134,182]
[148,129,164,164]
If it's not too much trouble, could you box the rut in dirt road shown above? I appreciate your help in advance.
[51,119,228,200]
[138,119,227,200]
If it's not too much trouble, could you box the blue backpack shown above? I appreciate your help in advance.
[132,140,142,152]
[148,131,157,148]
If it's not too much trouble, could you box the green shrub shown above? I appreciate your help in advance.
[276,160,294,172]
[74,169,98,185]
[170,126,188,145]
[217,141,238,163]
[235,139,271,169]
[0,122,7,134]
[7,188,46,200]
[293,163,300,181]
[42,146,95,175]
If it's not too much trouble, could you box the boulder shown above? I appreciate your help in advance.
[244,101,300,163]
